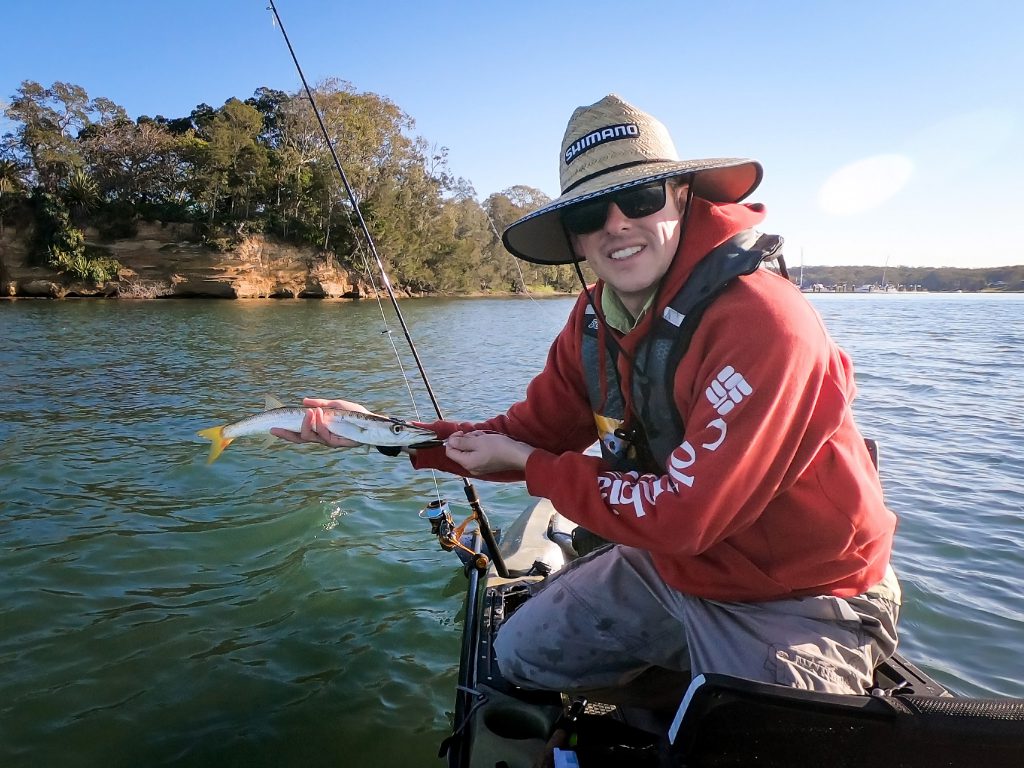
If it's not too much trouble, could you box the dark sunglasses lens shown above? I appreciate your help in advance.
[562,200,608,235]
[616,182,667,218]
[561,181,668,235]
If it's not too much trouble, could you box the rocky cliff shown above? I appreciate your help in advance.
[0,222,374,299]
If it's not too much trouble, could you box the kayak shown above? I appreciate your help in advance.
[437,497,1024,767]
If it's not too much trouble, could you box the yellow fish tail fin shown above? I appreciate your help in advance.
[197,426,233,464]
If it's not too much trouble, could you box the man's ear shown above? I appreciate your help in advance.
[673,181,690,208]
[568,231,583,259]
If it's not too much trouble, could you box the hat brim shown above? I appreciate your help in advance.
[502,159,763,265]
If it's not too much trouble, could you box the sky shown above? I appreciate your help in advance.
[2,1,1022,269]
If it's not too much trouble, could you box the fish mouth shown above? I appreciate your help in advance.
[409,438,445,449]
[378,416,440,446]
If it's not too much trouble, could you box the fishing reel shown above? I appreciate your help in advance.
[420,499,490,571]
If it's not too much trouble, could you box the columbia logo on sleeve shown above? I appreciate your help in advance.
[706,366,752,415]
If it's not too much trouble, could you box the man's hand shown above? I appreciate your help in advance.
[270,397,369,449]
[445,430,535,474]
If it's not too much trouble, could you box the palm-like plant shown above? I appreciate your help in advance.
[62,167,100,226]
[0,159,24,191]
[0,159,27,236]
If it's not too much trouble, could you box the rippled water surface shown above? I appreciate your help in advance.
[1,293,1023,766]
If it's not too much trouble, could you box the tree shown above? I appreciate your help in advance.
[270,80,450,274]
[245,86,290,149]
[272,92,329,234]
[480,186,585,292]
[3,80,127,193]
[187,103,218,136]
[139,113,197,136]
[81,119,179,209]
[1,78,601,294]
[184,98,269,224]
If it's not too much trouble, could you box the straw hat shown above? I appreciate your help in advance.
[502,94,763,265]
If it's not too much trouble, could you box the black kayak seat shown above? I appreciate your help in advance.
[668,672,1024,767]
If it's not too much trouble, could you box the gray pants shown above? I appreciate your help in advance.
[494,545,900,705]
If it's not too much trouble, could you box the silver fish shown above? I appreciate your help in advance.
[197,396,438,463]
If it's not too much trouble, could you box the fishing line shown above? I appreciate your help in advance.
[267,1,442,420]
[267,0,508,576]
[352,239,421,412]
[480,206,540,305]
[353,238,446,503]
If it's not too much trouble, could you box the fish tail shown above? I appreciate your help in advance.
[197,426,233,464]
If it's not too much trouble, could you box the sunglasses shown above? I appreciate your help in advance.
[560,180,670,235]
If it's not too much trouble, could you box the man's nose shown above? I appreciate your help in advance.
[602,202,631,231]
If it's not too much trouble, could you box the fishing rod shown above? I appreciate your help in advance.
[267,0,509,577]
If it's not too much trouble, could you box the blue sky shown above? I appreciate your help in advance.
[3,1,1021,268]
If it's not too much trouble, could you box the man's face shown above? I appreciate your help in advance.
[568,182,686,315]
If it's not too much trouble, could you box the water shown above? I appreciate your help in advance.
[1,293,1022,765]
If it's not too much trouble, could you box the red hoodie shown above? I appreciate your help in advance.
[413,199,895,602]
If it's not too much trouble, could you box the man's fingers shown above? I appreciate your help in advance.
[302,397,368,414]
[269,407,359,449]
[270,427,303,444]
[311,408,361,449]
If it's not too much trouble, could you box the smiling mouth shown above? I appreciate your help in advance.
[609,245,643,261]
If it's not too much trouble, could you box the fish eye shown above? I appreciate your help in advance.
[391,423,404,434]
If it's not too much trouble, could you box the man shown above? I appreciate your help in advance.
[276,94,900,702]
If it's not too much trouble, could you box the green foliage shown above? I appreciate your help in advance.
[29,190,122,283]
[138,198,191,223]
[0,156,30,234]
[49,243,121,283]
[4,80,128,193]
[204,236,236,253]
[0,157,28,196]
[2,79,583,295]
[62,167,100,227]
[29,190,70,266]
[9,78,1020,298]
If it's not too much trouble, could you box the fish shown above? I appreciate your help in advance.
[197,396,440,463]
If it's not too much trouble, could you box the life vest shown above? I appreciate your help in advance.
[581,229,784,473]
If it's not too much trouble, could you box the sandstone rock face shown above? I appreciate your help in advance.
[0,222,375,300]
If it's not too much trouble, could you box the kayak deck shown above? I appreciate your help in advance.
[443,499,1024,767]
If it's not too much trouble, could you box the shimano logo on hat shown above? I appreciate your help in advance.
[564,123,639,165]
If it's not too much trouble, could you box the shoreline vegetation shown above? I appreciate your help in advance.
[2,80,1022,300]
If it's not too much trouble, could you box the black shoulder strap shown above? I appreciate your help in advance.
[633,230,784,467]
[581,302,627,421]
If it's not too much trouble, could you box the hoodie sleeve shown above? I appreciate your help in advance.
[411,295,599,481]
[523,272,854,555]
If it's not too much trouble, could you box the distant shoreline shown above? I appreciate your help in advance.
[3,287,1022,302]
[0,289,577,301]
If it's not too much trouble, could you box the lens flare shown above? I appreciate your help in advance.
[818,154,914,215]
